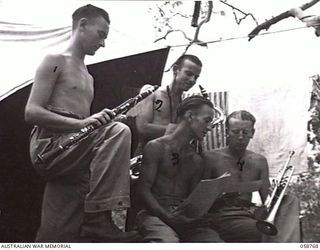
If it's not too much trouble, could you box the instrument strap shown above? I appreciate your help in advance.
[166,85,174,123]
[166,85,182,123]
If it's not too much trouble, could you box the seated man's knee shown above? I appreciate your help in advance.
[97,122,131,142]
[113,122,131,139]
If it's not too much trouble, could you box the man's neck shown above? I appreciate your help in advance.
[228,147,247,159]
[66,37,86,62]
[169,82,183,97]
[166,122,193,150]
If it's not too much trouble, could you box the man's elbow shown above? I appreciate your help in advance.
[136,122,150,138]
[24,105,37,124]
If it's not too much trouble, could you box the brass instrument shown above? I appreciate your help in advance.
[256,151,295,235]
[130,154,142,179]
[37,85,159,164]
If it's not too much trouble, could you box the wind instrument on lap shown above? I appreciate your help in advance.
[130,154,143,179]
[256,150,295,236]
[37,85,159,164]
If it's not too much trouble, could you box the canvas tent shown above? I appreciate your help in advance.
[0,0,313,242]
[0,47,169,241]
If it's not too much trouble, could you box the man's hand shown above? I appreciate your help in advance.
[166,213,197,227]
[80,108,116,128]
[253,205,268,220]
[113,114,127,123]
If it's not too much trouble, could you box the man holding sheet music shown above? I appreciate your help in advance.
[135,95,223,242]
[203,110,301,242]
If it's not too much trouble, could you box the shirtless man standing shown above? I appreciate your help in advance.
[135,55,202,153]
[136,95,223,242]
[25,4,138,242]
[203,110,301,242]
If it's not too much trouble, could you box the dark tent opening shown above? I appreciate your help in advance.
[0,47,169,242]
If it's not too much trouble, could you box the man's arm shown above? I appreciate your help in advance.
[137,141,198,226]
[258,156,271,204]
[25,54,114,132]
[135,94,167,140]
[188,154,204,194]
[136,140,171,221]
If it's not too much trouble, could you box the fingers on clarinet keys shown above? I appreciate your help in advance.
[103,108,116,118]
[114,114,127,123]
[89,109,113,126]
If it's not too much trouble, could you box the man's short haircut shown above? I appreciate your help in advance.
[72,4,110,30]
[176,95,213,119]
[173,54,202,68]
[226,110,256,129]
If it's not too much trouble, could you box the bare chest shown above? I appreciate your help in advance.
[58,65,93,97]
[153,90,181,124]
[159,148,196,180]
[49,63,94,116]
[216,158,260,182]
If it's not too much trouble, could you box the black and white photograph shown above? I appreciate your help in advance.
[0,0,319,247]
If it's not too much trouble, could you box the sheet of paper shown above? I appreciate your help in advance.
[174,173,231,218]
[174,174,263,218]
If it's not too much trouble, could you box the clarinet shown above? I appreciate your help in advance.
[199,84,226,126]
[199,84,209,99]
[37,85,159,164]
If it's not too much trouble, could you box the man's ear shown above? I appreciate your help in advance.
[172,64,179,76]
[251,128,255,138]
[79,18,89,29]
[184,110,193,122]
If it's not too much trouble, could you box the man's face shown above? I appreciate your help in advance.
[80,16,109,55]
[174,59,202,92]
[189,105,214,141]
[227,117,255,151]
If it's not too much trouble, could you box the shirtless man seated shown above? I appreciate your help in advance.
[203,110,301,242]
[135,95,223,242]
[25,4,138,242]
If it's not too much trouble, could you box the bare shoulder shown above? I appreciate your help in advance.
[40,53,66,66]
[246,150,267,161]
[144,138,165,155]
[153,86,168,99]
[246,150,268,168]
[36,53,66,74]
[203,148,229,161]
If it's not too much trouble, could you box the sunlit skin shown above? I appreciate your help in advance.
[136,59,202,141]
[137,103,214,228]
[25,16,114,132]
[203,117,270,203]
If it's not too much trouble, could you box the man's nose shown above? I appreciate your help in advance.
[206,123,212,131]
[190,75,197,83]
[99,39,105,47]
[238,131,244,139]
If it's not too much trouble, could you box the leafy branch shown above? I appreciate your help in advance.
[248,0,320,41]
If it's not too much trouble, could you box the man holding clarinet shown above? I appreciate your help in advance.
[25,4,139,242]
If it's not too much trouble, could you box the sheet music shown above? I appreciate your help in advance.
[174,172,263,218]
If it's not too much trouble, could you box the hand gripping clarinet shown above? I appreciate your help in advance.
[37,85,159,164]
